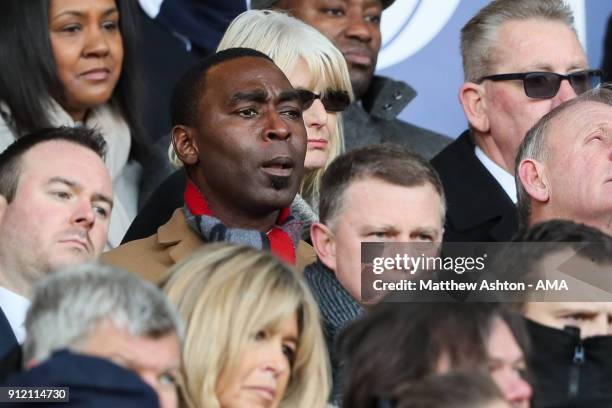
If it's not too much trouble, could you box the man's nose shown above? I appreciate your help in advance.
[551,79,578,109]
[504,374,533,407]
[71,199,95,228]
[263,110,291,141]
[344,11,373,43]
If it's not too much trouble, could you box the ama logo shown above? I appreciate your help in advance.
[377,0,587,70]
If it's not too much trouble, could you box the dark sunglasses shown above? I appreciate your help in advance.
[297,89,351,112]
[478,69,603,99]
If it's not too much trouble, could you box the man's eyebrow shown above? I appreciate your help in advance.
[413,227,439,236]
[46,176,78,189]
[525,61,587,73]
[361,223,397,231]
[278,90,301,105]
[556,306,599,315]
[228,89,269,107]
[93,193,114,210]
[46,177,113,209]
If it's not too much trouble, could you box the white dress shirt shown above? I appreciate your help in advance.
[0,286,30,344]
[474,146,517,204]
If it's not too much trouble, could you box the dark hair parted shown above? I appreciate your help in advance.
[339,302,527,408]
[392,371,505,408]
[318,144,446,226]
[0,126,106,203]
[0,0,147,161]
[170,48,274,127]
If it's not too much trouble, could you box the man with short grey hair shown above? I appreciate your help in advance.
[252,0,450,156]
[431,0,602,242]
[20,262,183,408]
[515,87,612,235]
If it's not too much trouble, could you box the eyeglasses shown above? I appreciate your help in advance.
[297,89,351,112]
[478,69,603,99]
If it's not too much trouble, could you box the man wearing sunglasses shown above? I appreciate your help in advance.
[431,0,601,243]
[252,0,451,158]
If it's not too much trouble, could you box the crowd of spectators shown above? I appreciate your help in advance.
[0,0,611,407]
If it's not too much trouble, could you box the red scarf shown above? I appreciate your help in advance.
[184,180,298,265]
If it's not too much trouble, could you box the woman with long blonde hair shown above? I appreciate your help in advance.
[163,243,330,407]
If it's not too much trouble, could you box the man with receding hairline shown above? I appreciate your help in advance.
[0,126,112,359]
[516,88,612,235]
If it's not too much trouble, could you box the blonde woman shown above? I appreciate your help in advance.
[163,243,331,408]
[124,10,354,243]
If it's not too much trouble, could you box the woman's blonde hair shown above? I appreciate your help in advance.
[169,9,353,207]
[163,243,331,408]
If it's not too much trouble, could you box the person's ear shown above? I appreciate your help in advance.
[310,222,337,272]
[518,159,550,203]
[172,125,199,166]
[0,195,8,224]
[459,82,490,133]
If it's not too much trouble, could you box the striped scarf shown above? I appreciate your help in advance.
[182,180,301,265]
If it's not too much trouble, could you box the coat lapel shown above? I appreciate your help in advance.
[157,209,205,265]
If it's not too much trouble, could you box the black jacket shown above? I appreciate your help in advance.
[343,76,450,158]
[431,130,518,242]
[0,308,20,384]
[526,319,612,408]
[0,308,17,360]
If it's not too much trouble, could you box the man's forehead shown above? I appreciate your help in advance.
[207,56,291,94]
[18,140,110,191]
[550,101,612,138]
[339,178,442,224]
[490,18,586,72]
[22,139,96,159]
[344,177,440,203]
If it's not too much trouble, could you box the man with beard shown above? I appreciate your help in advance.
[102,48,315,283]
[253,0,450,156]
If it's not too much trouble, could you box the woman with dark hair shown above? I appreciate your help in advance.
[0,0,156,248]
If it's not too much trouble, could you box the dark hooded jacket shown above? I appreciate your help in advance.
[526,318,612,408]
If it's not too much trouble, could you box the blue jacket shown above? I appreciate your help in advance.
[5,350,160,407]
